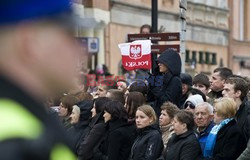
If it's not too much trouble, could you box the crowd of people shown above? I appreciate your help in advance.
[49,49,250,160]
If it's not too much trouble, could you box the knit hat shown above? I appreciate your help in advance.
[77,100,93,122]
[180,73,193,86]
[0,0,71,25]
[184,95,204,107]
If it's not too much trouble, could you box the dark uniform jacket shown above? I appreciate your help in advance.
[235,98,250,142]
[0,76,75,160]
[93,118,136,160]
[130,124,164,160]
[158,130,202,160]
[78,113,107,160]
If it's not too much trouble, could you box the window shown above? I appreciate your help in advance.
[185,50,190,63]
[211,53,217,65]
[199,51,204,64]
[205,52,210,64]
[192,51,197,63]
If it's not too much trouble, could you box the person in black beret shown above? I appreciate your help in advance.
[180,73,193,108]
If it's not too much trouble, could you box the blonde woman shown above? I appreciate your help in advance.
[204,97,247,159]
[129,105,163,160]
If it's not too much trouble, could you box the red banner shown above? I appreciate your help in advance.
[118,40,151,71]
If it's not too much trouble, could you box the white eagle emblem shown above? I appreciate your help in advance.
[129,45,142,60]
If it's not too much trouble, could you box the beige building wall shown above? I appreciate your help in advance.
[244,0,250,41]
[106,23,138,74]
[186,41,228,76]
[107,0,180,75]
[232,0,240,40]
[106,0,230,76]
[231,41,250,75]
[229,0,250,76]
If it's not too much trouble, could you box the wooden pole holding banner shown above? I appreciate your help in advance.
[151,0,158,74]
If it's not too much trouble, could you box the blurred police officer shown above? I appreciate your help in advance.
[0,0,81,159]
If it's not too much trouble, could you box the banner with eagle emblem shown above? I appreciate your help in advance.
[118,40,151,71]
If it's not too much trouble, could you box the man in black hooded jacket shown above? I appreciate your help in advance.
[147,49,182,116]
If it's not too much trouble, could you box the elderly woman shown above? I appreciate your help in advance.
[69,105,81,124]
[159,110,202,160]
[130,105,163,160]
[204,97,247,160]
[159,102,180,148]
[67,100,92,153]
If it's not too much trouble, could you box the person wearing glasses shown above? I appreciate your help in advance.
[203,97,246,159]
[183,94,204,114]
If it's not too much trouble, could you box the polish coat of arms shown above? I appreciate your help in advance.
[129,44,142,60]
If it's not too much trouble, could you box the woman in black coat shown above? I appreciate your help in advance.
[93,100,136,160]
[203,98,247,160]
[147,49,182,116]
[77,97,111,160]
[130,105,164,160]
[158,110,202,160]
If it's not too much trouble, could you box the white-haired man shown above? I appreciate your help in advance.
[194,102,215,155]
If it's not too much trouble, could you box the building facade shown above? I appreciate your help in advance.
[228,0,250,76]
[72,0,110,71]
[74,0,249,77]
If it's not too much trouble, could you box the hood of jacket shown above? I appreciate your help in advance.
[157,49,181,76]
[77,100,92,123]
[184,94,204,107]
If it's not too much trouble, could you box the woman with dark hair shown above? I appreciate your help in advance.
[140,24,151,34]
[130,105,164,160]
[93,100,136,160]
[78,97,111,160]
[124,92,146,123]
[58,94,80,129]
[158,110,202,160]
[91,97,111,118]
